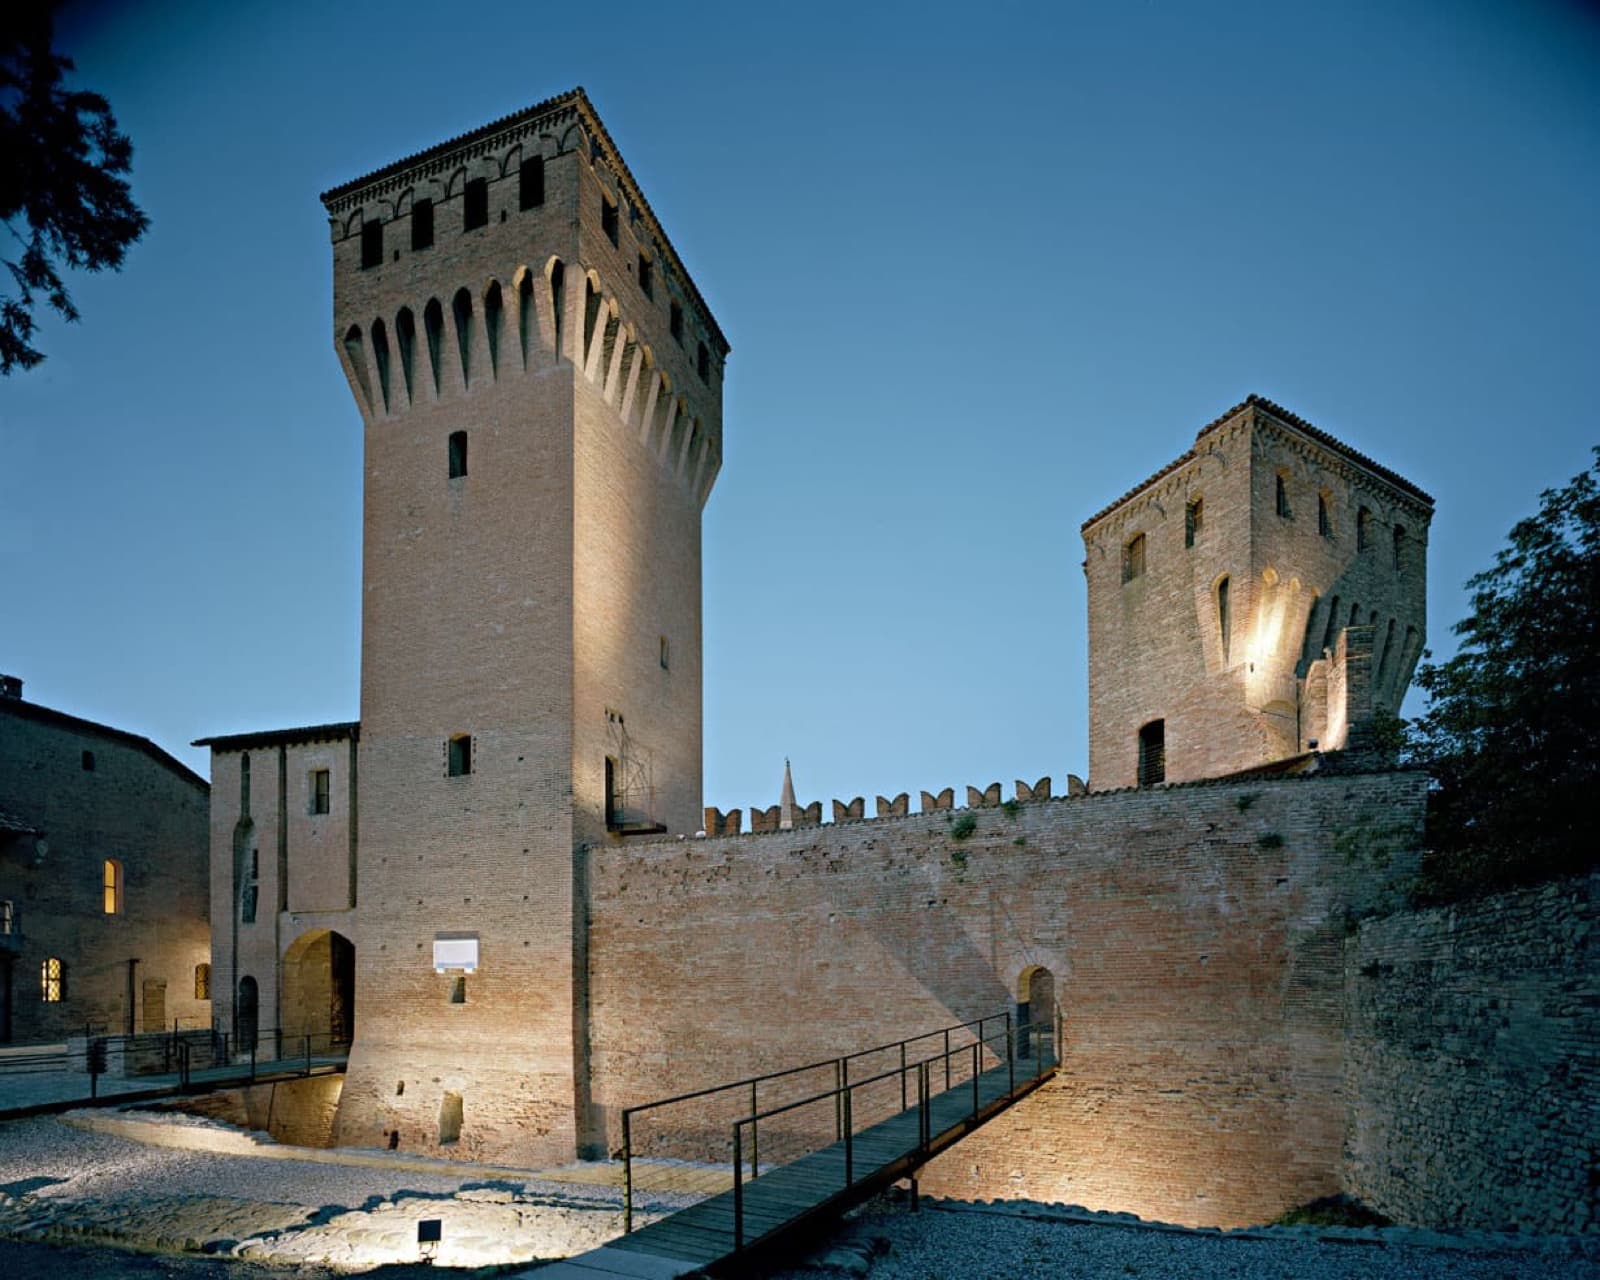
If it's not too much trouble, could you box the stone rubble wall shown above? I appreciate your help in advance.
[1342,874,1598,1234]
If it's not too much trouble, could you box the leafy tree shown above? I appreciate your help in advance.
[1407,448,1600,901]
[0,6,148,374]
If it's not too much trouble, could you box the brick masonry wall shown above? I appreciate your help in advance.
[1084,405,1431,789]
[1342,874,1598,1234]
[588,768,1427,1228]
[0,703,209,1043]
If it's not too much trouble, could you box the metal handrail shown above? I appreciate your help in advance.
[624,1010,1060,1237]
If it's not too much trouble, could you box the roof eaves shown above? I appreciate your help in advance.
[192,721,360,752]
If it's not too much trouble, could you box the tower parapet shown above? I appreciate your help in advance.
[1082,395,1432,789]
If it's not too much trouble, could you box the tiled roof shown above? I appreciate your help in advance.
[1080,394,1434,533]
[0,699,208,791]
[193,721,359,752]
[317,87,729,356]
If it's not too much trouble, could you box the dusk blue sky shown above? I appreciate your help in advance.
[4,0,1597,813]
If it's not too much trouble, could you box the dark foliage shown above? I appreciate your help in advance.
[1408,449,1600,901]
[0,5,148,374]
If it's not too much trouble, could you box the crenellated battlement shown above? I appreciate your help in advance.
[702,772,1088,837]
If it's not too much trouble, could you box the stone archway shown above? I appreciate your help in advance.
[1015,964,1057,1063]
[281,930,355,1048]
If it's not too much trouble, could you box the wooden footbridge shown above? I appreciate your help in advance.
[536,1013,1058,1278]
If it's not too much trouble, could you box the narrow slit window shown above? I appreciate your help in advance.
[1318,492,1332,537]
[1185,498,1203,548]
[311,768,330,815]
[195,963,211,1000]
[1137,720,1166,787]
[1392,525,1405,570]
[601,194,619,245]
[447,734,472,777]
[669,301,683,344]
[696,341,710,382]
[448,430,468,479]
[360,218,383,269]
[1357,506,1373,550]
[81,750,95,771]
[638,253,653,299]
[1122,533,1146,584]
[1216,575,1231,664]
[659,635,670,670]
[1275,473,1292,518]
[519,156,545,210]
[411,198,434,250]
[102,859,122,915]
[605,755,622,830]
[463,177,488,231]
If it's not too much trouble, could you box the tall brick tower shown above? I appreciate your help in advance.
[1082,396,1431,790]
[318,89,728,1162]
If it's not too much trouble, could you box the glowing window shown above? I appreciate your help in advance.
[195,963,212,1000]
[102,859,122,915]
[41,956,64,1002]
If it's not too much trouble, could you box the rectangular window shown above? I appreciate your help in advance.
[605,755,622,829]
[411,198,434,250]
[1318,492,1332,537]
[1122,533,1146,584]
[638,253,653,299]
[195,963,211,1001]
[102,859,122,915]
[1137,720,1166,787]
[601,195,619,246]
[360,219,383,269]
[463,177,488,231]
[1185,498,1203,548]
[311,768,330,815]
[1358,506,1373,550]
[1276,473,1292,518]
[81,749,96,771]
[1393,524,1405,570]
[697,341,710,382]
[41,957,64,1003]
[448,430,468,479]
[669,301,683,344]
[519,156,545,210]
[447,734,472,777]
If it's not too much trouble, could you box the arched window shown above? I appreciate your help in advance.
[370,317,391,411]
[483,280,503,376]
[1216,575,1231,664]
[423,298,445,393]
[395,307,416,399]
[547,259,566,359]
[451,288,474,386]
[102,858,123,915]
[41,956,64,1002]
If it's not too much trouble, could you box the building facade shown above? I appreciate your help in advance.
[0,675,210,1044]
[1081,396,1433,789]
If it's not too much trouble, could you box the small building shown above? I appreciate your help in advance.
[0,675,210,1044]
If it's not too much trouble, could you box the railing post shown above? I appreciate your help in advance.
[622,1110,634,1234]
[918,1062,929,1149]
[733,1123,744,1252]
[1056,1006,1063,1068]
[899,1041,907,1112]
[843,1087,853,1187]
[834,1059,843,1140]
[971,1042,979,1115]
[1006,1010,1014,1095]
[750,1079,759,1178]
[943,1028,951,1092]
[304,1034,311,1076]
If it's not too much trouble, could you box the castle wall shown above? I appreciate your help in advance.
[0,698,209,1043]
[1342,874,1598,1234]
[587,768,1427,1228]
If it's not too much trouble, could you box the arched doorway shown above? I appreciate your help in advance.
[237,975,259,1051]
[1015,965,1056,1063]
[281,930,355,1048]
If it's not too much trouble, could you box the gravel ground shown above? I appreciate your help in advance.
[3,1113,1597,1279]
